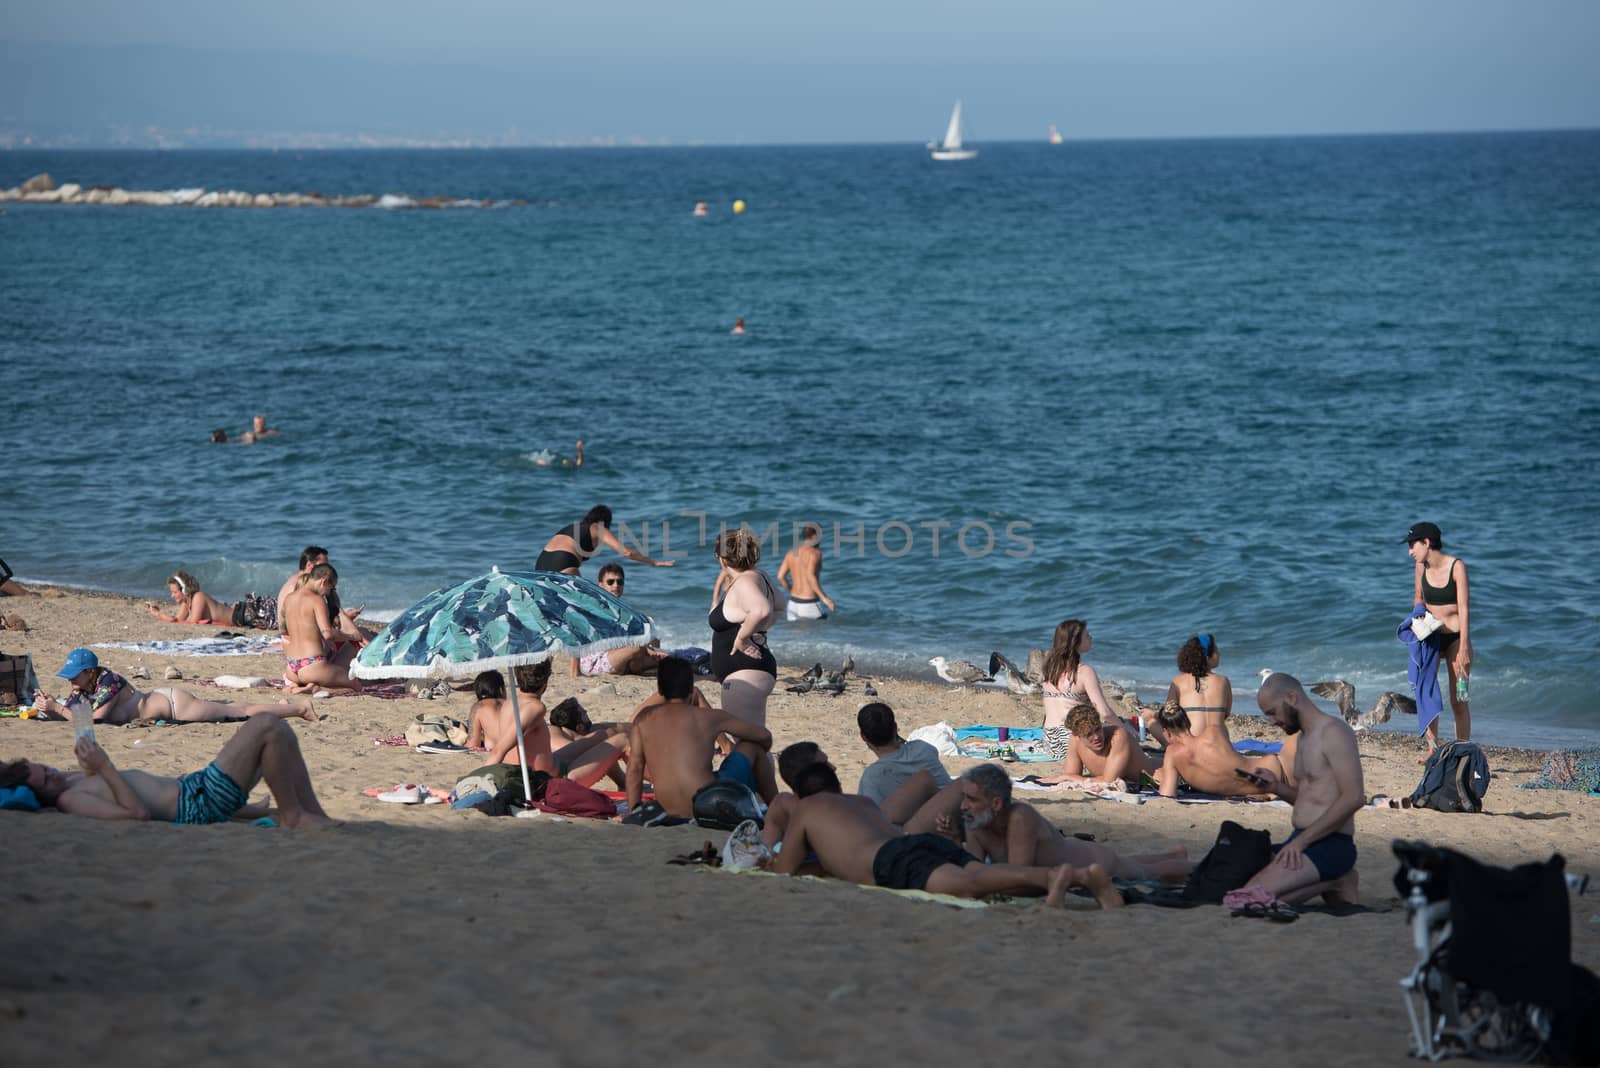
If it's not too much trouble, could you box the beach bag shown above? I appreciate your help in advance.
[1409,741,1489,813]
[230,593,278,630]
[404,713,468,748]
[1182,820,1273,903]
[459,764,548,803]
[532,778,616,819]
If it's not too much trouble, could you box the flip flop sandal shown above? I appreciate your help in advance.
[1231,902,1270,919]
[1264,902,1300,923]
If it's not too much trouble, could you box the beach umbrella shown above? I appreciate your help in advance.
[351,567,654,804]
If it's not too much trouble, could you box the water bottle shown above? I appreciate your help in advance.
[1455,677,1470,702]
[70,698,97,773]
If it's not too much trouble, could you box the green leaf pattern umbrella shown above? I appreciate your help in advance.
[352,568,654,680]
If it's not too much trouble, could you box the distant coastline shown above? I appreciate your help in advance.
[0,172,521,209]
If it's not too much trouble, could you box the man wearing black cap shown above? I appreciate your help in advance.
[1405,521,1472,749]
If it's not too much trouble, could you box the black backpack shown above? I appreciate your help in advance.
[1409,741,1490,813]
[1182,820,1274,903]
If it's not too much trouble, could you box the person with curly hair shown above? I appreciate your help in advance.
[1162,633,1233,742]
[709,528,782,727]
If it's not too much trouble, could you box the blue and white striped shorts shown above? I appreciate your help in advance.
[174,762,249,825]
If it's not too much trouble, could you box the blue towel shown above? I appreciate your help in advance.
[0,785,40,811]
[954,725,1045,742]
[1398,604,1444,737]
[1232,739,1282,755]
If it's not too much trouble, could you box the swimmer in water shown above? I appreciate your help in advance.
[533,440,584,468]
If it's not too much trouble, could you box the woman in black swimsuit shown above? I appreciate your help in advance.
[709,528,779,727]
[1406,521,1471,749]
[535,505,676,575]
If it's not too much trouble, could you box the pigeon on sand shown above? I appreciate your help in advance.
[929,656,993,685]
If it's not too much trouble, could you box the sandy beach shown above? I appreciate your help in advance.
[3,586,1597,1065]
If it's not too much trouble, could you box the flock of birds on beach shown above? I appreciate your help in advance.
[780,648,1417,732]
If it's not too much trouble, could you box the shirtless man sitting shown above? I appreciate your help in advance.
[946,764,1190,883]
[280,563,362,694]
[1241,673,1364,906]
[770,763,1122,909]
[1,713,336,829]
[777,524,835,620]
[1039,703,1158,788]
[1154,703,1294,798]
[626,657,777,818]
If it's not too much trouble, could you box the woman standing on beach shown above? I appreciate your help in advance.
[1406,521,1471,748]
[535,505,675,575]
[1163,634,1232,742]
[1039,619,1127,759]
[34,648,316,724]
[147,571,234,624]
[709,529,780,727]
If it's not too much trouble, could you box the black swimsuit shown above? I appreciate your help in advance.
[536,521,600,573]
[708,577,777,681]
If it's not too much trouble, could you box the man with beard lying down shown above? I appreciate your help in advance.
[768,762,1123,909]
[948,764,1190,883]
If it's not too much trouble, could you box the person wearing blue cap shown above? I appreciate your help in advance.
[34,648,316,725]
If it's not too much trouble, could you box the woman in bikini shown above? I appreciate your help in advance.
[1406,521,1471,750]
[534,504,675,575]
[709,528,781,728]
[1160,633,1233,744]
[35,648,315,724]
[1039,619,1132,760]
[280,564,363,694]
[147,572,234,624]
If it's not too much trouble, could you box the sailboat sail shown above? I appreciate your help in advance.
[943,101,965,150]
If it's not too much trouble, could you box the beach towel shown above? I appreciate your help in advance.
[1398,604,1445,736]
[1520,748,1600,793]
[954,725,1056,763]
[94,635,283,657]
[1232,739,1283,755]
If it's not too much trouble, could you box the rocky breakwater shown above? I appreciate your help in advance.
[0,173,521,209]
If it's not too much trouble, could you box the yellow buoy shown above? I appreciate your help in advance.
[732,199,746,214]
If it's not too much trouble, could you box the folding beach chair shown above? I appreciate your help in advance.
[1392,840,1599,1064]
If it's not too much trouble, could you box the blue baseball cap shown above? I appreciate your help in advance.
[57,648,99,679]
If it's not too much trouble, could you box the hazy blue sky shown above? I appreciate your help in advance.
[4,0,1597,146]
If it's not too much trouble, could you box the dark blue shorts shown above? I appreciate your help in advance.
[716,751,756,791]
[1277,830,1357,882]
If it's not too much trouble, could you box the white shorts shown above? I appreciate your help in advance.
[579,650,614,675]
[786,597,828,621]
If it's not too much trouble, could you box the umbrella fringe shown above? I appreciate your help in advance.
[351,628,655,680]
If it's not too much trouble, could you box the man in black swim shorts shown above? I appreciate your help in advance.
[768,764,1123,909]
[1242,673,1365,906]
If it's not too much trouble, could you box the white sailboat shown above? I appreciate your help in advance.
[929,100,977,161]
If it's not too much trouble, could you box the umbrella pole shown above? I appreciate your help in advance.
[506,669,533,806]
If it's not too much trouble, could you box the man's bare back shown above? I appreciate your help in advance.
[1159,733,1284,797]
[629,701,769,816]
[774,792,902,884]
[779,545,825,599]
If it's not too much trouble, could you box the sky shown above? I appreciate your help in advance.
[3,0,1598,147]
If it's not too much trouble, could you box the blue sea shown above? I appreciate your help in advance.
[4,132,1598,748]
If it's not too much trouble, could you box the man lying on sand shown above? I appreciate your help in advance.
[770,762,1123,909]
[0,713,336,829]
[626,657,777,817]
[943,764,1191,883]
[1154,702,1293,798]
[1038,702,1159,788]
[1239,673,1363,906]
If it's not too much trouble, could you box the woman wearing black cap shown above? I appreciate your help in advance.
[1405,522,1471,750]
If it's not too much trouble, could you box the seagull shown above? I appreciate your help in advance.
[840,655,855,678]
[988,651,1040,695]
[1309,680,1415,729]
[929,656,993,685]
[1024,648,1047,685]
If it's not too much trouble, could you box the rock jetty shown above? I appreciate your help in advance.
[0,173,522,209]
